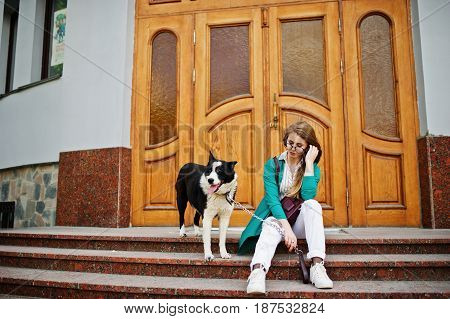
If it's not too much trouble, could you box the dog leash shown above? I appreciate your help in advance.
[228,196,310,284]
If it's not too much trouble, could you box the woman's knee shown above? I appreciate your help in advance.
[261,217,283,237]
[303,199,322,215]
[264,216,280,226]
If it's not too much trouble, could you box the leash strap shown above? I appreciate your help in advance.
[298,248,310,284]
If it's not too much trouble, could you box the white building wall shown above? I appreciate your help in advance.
[0,0,135,169]
[412,0,450,136]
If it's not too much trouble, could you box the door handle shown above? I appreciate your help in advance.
[270,93,279,129]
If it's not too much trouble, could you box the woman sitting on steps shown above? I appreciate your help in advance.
[238,120,333,294]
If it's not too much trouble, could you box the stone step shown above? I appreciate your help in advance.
[0,227,448,255]
[0,267,448,298]
[1,246,448,281]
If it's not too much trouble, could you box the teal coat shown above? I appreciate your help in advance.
[237,153,321,255]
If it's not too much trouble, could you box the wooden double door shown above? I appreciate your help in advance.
[131,0,420,227]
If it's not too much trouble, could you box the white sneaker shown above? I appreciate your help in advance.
[246,268,266,294]
[310,261,333,289]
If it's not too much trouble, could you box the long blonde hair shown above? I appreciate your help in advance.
[283,121,322,199]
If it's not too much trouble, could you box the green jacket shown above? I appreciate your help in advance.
[237,153,321,255]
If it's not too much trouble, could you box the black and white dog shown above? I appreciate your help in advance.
[175,151,238,261]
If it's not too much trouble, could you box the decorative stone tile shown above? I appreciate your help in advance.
[1,181,9,201]
[44,199,55,209]
[10,180,17,200]
[21,181,34,198]
[33,173,43,185]
[45,183,57,199]
[31,212,45,227]
[43,173,51,187]
[25,200,36,219]
[36,201,45,214]
[34,184,41,200]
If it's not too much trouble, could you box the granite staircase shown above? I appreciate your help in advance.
[0,227,449,298]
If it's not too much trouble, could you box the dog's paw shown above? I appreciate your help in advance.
[204,253,215,261]
[194,225,202,237]
[179,225,187,237]
[194,231,202,237]
[220,252,232,259]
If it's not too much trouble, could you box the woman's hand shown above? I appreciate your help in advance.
[305,145,319,165]
[279,219,297,252]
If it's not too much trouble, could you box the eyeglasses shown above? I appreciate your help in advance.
[286,141,307,153]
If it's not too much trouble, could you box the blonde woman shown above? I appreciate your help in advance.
[238,121,333,294]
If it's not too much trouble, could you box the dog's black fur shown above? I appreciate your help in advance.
[175,162,207,230]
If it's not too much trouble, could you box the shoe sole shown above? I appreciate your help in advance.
[312,283,333,289]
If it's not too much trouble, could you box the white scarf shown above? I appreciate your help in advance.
[278,151,303,199]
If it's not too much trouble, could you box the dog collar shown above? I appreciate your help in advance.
[225,191,233,206]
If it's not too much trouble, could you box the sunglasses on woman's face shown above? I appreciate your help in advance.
[286,140,307,153]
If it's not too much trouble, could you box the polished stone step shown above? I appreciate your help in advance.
[1,227,448,254]
[0,266,448,299]
[0,245,448,281]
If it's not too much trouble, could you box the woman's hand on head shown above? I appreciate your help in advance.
[305,145,319,164]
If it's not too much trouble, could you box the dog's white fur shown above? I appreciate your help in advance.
[179,225,186,237]
[199,162,238,261]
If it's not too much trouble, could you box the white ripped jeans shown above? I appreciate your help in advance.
[250,199,326,272]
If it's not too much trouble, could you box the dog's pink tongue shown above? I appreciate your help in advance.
[208,184,220,194]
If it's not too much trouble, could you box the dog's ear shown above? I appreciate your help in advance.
[208,150,217,164]
[229,161,238,170]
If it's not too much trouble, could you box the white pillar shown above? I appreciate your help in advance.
[411,0,450,136]
[410,0,428,136]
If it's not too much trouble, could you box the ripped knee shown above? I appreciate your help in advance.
[262,217,283,234]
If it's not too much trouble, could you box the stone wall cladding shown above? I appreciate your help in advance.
[56,147,131,228]
[417,135,450,229]
[0,163,58,228]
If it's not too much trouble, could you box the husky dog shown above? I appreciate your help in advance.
[175,151,238,261]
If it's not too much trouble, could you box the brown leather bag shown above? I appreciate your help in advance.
[273,156,310,284]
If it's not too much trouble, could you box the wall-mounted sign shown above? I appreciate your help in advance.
[51,8,66,66]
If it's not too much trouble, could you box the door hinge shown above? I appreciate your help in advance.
[338,17,342,33]
[340,60,344,75]
[193,30,196,45]
[192,68,196,85]
[346,188,349,207]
